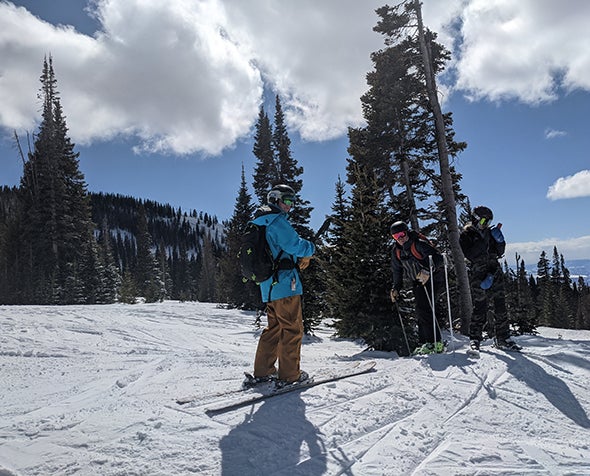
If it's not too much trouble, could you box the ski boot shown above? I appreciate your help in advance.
[242,372,277,389]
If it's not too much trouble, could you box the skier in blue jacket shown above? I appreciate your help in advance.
[244,184,315,387]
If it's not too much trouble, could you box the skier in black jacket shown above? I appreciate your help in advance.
[390,221,444,353]
[460,205,521,353]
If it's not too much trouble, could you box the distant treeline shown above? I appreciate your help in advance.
[0,185,223,304]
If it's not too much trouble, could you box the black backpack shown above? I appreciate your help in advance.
[238,222,282,285]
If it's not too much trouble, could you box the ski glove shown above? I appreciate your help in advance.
[298,256,312,271]
[416,269,430,285]
[491,225,505,243]
[390,288,400,303]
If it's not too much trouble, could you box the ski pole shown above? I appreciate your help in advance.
[395,302,412,357]
[443,252,455,354]
[428,255,438,344]
[422,285,444,352]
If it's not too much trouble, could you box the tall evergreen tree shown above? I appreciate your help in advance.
[271,96,313,237]
[252,108,277,203]
[218,164,259,309]
[328,129,410,353]
[134,204,163,302]
[16,56,102,304]
[372,2,472,331]
[536,251,553,326]
[96,219,120,303]
[505,254,536,334]
[197,231,217,302]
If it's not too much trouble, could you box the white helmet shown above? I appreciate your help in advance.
[267,184,296,205]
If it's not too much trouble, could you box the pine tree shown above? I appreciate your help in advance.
[156,241,171,300]
[252,108,277,203]
[507,254,536,334]
[17,56,101,304]
[536,251,553,326]
[197,231,217,302]
[321,177,351,321]
[96,219,120,303]
[372,2,472,331]
[134,204,163,302]
[119,268,138,304]
[328,130,411,353]
[218,164,259,309]
[272,96,313,237]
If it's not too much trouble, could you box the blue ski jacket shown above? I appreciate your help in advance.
[252,205,315,303]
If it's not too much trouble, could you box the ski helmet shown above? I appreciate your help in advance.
[390,221,409,238]
[472,206,493,227]
[267,184,296,205]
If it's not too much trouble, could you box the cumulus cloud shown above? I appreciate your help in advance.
[547,170,590,200]
[0,0,263,155]
[2,0,590,155]
[0,0,387,154]
[506,235,590,265]
[452,0,590,104]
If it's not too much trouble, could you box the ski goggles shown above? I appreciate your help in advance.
[477,217,490,227]
[392,231,407,241]
[282,196,295,206]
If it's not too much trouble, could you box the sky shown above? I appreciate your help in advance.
[2,301,589,474]
[1,0,589,265]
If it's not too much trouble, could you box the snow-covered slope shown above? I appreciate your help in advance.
[1,302,589,475]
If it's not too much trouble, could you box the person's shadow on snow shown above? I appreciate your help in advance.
[219,394,327,476]
[496,351,590,428]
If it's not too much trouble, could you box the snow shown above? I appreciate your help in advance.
[1,301,589,475]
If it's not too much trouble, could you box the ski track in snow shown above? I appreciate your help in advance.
[1,302,589,475]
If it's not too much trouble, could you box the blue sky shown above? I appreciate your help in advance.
[1,0,589,265]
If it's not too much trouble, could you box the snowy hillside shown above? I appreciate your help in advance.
[1,302,589,475]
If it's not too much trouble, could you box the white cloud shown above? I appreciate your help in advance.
[545,128,567,139]
[0,0,263,155]
[2,0,590,154]
[506,235,590,265]
[547,170,590,200]
[452,0,590,104]
[0,0,387,154]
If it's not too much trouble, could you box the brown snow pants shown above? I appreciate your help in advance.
[254,295,304,383]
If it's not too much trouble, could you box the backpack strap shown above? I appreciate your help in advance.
[410,241,425,261]
[263,213,288,302]
[396,242,424,261]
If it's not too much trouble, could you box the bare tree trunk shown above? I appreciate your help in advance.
[413,0,472,333]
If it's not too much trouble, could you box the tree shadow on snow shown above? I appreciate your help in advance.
[495,352,590,429]
[219,394,327,476]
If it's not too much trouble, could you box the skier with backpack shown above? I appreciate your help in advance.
[241,184,315,388]
[460,205,521,355]
[389,221,445,355]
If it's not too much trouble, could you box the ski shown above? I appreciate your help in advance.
[203,360,376,416]
[176,372,274,405]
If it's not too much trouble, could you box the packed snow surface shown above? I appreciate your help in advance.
[1,301,589,475]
